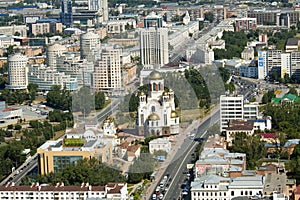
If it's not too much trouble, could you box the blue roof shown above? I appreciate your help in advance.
[36,18,58,23]
[284,139,300,147]
[247,119,266,123]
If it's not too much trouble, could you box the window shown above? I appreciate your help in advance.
[151,106,155,112]
[245,191,248,195]
[231,191,234,196]
[241,191,243,195]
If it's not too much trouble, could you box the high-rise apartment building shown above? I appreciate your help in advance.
[60,0,73,27]
[92,45,122,91]
[46,43,67,68]
[80,31,101,61]
[6,53,28,90]
[140,13,169,69]
[88,0,108,21]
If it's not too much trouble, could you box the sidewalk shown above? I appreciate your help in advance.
[145,107,219,199]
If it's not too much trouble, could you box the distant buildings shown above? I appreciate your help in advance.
[88,0,108,21]
[137,71,179,136]
[60,0,73,28]
[6,53,28,90]
[235,18,257,32]
[46,43,67,68]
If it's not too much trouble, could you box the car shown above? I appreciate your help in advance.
[159,194,164,199]
[152,194,157,200]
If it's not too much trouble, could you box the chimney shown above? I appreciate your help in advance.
[55,182,59,188]
[60,182,64,187]
[81,182,85,188]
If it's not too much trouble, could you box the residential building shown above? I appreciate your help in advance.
[267,50,282,72]
[263,173,296,197]
[281,52,291,78]
[0,182,128,200]
[226,120,255,146]
[0,25,27,37]
[191,174,264,200]
[29,23,50,36]
[60,0,73,27]
[187,47,215,64]
[56,55,94,87]
[149,138,171,154]
[80,31,101,61]
[243,103,259,120]
[235,18,257,32]
[107,19,136,35]
[88,0,108,21]
[140,13,168,69]
[285,38,299,52]
[28,64,78,91]
[241,47,254,60]
[6,53,28,90]
[239,65,258,78]
[122,63,137,86]
[92,44,122,92]
[183,11,190,25]
[137,71,179,136]
[46,43,67,68]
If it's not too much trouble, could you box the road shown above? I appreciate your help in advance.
[146,109,220,200]
[0,154,38,186]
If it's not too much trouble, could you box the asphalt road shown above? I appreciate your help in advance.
[150,110,220,200]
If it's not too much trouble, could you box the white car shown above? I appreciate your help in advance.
[159,194,164,199]
[152,194,157,200]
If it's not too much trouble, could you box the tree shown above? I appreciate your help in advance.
[72,86,94,115]
[228,132,267,169]
[46,85,71,111]
[95,92,105,110]
[262,90,275,104]
[27,83,38,102]
[288,87,298,96]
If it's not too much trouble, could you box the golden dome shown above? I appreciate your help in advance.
[149,70,162,80]
[171,110,178,118]
[162,91,168,96]
[140,92,145,96]
[147,113,160,121]
[169,88,173,92]
[104,116,113,123]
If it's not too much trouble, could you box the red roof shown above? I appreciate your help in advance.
[260,133,276,139]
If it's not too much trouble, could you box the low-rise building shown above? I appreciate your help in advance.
[285,38,299,52]
[149,138,172,154]
[241,47,255,60]
[0,182,128,200]
[226,120,254,146]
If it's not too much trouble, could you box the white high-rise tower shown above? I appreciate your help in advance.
[7,53,28,90]
[88,0,108,22]
[80,31,101,61]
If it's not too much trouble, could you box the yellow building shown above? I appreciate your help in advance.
[37,138,113,175]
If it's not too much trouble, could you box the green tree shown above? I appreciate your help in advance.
[95,92,105,110]
[72,86,94,115]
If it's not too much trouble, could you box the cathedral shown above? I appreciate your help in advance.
[138,71,180,136]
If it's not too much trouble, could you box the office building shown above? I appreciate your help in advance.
[220,95,260,132]
[92,45,122,92]
[140,13,168,69]
[80,31,101,61]
[46,43,67,68]
[239,65,258,78]
[60,0,73,27]
[258,51,268,80]
[137,71,179,136]
[6,53,28,90]
[220,95,244,133]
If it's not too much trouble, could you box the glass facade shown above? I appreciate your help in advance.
[53,156,82,172]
